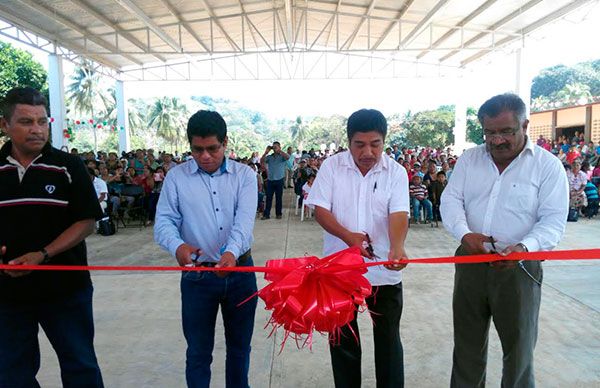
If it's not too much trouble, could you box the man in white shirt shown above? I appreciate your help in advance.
[90,168,108,212]
[441,93,569,388]
[306,109,410,388]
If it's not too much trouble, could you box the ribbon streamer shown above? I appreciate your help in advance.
[1,247,599,349]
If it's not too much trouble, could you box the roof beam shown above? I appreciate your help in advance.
[114,0,183,52]
[284,0,293,50]
[0,6,121,70]
[341,0,377,50]
[17,0,142,66]
[399,0,450,48]
[461,0,593,66]
[324,0,342,47]
[158,0,211,52]
[416,0,498,59]
[198,0,241,51]
[440,0,542,62]
[69,0,167,62]
[371,0,414,50]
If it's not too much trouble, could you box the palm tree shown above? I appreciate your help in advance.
[66,62,110,153]
[290,116,309,151]
[148,97,189,152]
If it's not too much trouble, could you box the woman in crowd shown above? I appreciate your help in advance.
[567,161,588,211]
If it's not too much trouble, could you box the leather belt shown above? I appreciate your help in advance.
[197,250,251,267]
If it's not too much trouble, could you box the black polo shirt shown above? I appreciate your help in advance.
[0,141,103,303]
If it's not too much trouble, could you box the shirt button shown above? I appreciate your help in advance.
[219,227,223,230]
[213,191,216,194]
[216,208,219,211]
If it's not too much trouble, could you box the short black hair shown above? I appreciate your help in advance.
[187,110,227,144]
[273,141,281,146]
[436,171,446,177]
[477,93,527,126]
[1,87,47,121]
[347,109,387,141]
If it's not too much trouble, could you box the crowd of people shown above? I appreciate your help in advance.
[76,126,600,232]
[1,85,596,388]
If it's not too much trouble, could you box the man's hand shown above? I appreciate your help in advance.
[490,244,527,270]
[215,251,236,278]
[385,247,408,271]
[343,232,372,259]
[264,145,273,154]
[5,251,45,278]
[461,233,494,255]
[175,243,202,267]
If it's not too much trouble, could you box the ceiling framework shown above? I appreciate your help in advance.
[0,0,594,81]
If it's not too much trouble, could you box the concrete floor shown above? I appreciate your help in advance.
[36,191,600,387]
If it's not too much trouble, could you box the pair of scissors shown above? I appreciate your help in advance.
[363,232,381,259]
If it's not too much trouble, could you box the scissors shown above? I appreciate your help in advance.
[363,232,381,259]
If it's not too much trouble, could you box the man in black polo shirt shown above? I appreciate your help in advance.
[0,87,104,387]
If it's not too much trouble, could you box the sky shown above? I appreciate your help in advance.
[2,1,600,120]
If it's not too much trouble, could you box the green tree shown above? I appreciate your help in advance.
[401,108,455,148]
[0,42,47,141]
[0,42,47,99]
[466,107,483,145]
[66,62,111,152]
[148,97,188,153]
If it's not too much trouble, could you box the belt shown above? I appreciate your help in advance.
[197,250,251,267]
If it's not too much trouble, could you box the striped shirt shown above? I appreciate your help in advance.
[409,184,428,200]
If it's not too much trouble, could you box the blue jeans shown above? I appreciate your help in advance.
[0,285,103,388]
[263,179,284,217]
[412,197,433,221]
[181,258,258,388]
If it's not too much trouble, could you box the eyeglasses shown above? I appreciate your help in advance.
[483,128,518,140]
[191,143,223,155]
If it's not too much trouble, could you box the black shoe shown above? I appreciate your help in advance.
[261,216,270,220]
[276,215,282,219]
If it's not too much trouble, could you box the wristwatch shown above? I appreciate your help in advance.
[516,243,528,252]
[40,248,50,264]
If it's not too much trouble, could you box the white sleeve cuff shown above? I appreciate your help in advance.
[521,237,540,252]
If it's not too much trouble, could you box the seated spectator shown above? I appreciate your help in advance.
[581,161,593,182]
[106,152,121,172]
[302,174,315,201]
[422,161,438,188]
[592,160,600,186]
[567,161,588,212]
[409,175,433,223]
[557,148,566,163]
[88,167,108,214]
[566,145,581,165]
[402,160,413,182]
[146,167,164,225]
[429,171,447,221]
[583,181,599,218]
[162,153,178,172]
[412,162,424,178]
[99,165,110,183]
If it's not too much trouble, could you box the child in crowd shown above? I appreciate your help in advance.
[429,171,447,222]
[409,175,433,224]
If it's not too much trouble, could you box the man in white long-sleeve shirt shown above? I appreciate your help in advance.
[441,93,569,388]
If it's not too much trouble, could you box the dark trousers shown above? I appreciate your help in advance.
[263,178,284,218]
[329,282,404,388]
[0,285,104,388]
[181,258,258,388]
[451,246,542,388]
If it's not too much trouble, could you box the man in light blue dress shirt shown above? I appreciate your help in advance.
[154,110,258,388]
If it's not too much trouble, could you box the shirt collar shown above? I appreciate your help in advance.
[341,150,388,174]
[189,157,231,176]
[0,140,51,161]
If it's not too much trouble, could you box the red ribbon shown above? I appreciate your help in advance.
[2,247,599,349]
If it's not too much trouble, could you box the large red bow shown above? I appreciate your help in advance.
[257,247,372,349]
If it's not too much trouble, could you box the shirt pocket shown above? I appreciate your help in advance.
[372,190,390,217]
[506,182,538,215]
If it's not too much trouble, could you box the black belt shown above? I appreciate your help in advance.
[197,250,251,267]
